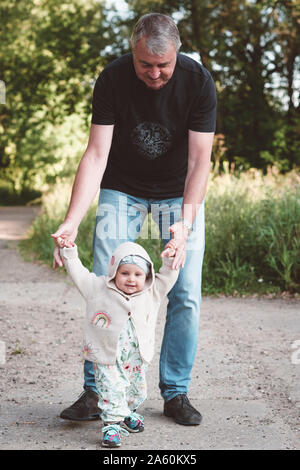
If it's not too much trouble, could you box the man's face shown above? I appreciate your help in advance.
[132,37,177,90]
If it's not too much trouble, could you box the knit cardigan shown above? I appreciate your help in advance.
[60,242,179,365]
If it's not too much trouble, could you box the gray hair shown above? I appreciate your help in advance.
[130,13,181,56]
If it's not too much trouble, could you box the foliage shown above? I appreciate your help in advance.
[115,0,300,170]
[20,168,300,295]
[1,0,299,202]
[19,180,163,273]
[0,0,114,194]
[203,166,300,294]
[0,179,41,205]
[18,181,95,267]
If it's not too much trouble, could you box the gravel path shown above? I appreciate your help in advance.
[0,206,299,450]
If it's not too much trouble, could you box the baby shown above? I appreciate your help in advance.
[58,238,179,447]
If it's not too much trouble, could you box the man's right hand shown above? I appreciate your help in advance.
[51,220,78,269]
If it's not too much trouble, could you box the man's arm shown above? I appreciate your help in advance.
[51,124,114,268]
[167,130,214,270]
[181,130,214,223]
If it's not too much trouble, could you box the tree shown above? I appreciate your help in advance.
[116,0,299,170]
[0,0,114,192]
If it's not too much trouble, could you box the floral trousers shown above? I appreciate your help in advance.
[93,318,148,423]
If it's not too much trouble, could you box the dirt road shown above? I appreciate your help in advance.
[0,206,299,450]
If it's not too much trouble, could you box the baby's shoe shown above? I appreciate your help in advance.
[101,423,129,447]
[122,412,144,433]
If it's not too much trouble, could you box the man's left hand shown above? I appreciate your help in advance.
[163,221,189,270]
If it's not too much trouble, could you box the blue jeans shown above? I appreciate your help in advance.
[84,189,205,402]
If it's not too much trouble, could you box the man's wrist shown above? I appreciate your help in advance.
[64,215,79,229]
[179,218,193,235]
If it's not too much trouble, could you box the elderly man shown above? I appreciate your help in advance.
[52,13,216,426]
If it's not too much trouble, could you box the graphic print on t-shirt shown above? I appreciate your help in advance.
[131,122,172,160]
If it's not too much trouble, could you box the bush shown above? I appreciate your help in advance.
[19,181,163,273]
[19,168,300,295]
[203,167,300,294]
[19,182,96,269]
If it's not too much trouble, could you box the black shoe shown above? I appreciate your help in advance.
[163,394,202,425]
[60,390,101,421]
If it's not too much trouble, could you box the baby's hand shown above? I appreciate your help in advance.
[161,247,176,258]
[57,237,74,249]
[161,240,177,258]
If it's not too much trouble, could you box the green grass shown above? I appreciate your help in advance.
[203,167,300,295]
[19,168,300,296]
[19,182,163,273]
[19,183,96,270]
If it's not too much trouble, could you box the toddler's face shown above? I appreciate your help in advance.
[115,264,147,295]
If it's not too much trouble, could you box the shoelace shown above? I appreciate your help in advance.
[127,412,144,425]
[102,424,129,438]
[77,390,89,399]
[178,394,199,411]
[172,394,191,407]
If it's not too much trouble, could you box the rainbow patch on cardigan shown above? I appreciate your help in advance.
[91,312,111,328]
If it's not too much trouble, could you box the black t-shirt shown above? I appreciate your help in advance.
[91,53,217,199]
